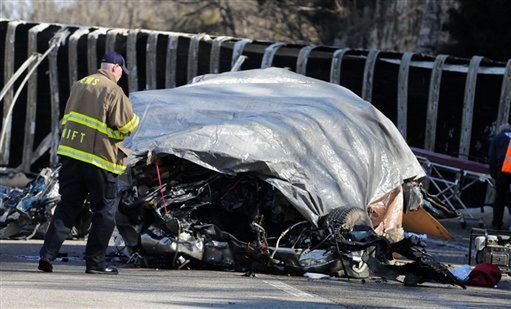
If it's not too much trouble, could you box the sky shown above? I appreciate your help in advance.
[0,0,75,19]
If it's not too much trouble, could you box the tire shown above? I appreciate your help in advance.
[322,207,373,279]
[323,207,372,231]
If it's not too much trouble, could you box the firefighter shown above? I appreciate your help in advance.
[38,52,139,274]
[488,123,511,231]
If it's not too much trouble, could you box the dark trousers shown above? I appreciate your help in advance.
[40,157,119,268]
[492,172,511,229]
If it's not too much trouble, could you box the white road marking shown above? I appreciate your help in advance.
[263,280,314,297]
[420,290,475,309]
[262,279,347,308]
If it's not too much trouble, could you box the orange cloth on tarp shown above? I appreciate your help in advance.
[367,186,403,241]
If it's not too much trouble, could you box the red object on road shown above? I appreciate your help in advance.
[467,263,502,287]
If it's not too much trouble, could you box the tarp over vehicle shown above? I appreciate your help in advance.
[126,68,425,224]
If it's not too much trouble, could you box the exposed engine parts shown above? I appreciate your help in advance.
[115,154,465,288]
[0,167,60,239]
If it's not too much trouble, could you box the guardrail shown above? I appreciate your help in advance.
[0,19,509,173]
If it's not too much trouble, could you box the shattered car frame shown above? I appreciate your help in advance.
[0,166,92,240]
[0,167,60,239]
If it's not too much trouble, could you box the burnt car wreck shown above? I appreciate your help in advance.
[0,166,93,240]
[114,68,464,288]
[0,168,61,239]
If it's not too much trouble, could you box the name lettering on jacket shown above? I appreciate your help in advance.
[61,128,86,143]
[79,76,100,86]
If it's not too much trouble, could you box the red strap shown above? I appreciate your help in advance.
[155,158,169,214]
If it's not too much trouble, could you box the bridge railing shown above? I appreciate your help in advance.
[0,19,509,177]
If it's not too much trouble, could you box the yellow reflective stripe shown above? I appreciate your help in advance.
[62,112,124,140]
[125,114,139,133]
[57,145,126,175]
[65,112,124,138]
[119,114,136,132]
[119,114,139,134]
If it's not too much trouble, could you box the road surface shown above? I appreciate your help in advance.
[1,233,510,308]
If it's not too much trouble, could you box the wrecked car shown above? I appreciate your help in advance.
[0,167,91,240]
[113,68,462,287]
[0,167,60,239]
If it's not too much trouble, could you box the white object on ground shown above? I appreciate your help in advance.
[404,232,427,240]
[303,272,331,279]
[449,264,472,281]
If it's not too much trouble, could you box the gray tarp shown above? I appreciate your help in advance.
[126,68,425,224]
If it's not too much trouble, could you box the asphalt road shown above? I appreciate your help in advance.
[1,235,510,308]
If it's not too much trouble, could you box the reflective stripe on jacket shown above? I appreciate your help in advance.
[57,69,139,175]
[502,139,511,173]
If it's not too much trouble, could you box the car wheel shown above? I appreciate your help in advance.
[323,207,373,279]
[324,206,372,231]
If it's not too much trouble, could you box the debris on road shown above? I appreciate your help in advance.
[449,264,472,281]
[304,272,332,279]
[467,263,502,287]
[403,205,454,240]
[0,167,60,239]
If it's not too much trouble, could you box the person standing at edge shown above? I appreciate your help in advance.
[488,123,511,231]
[38,52,139,274]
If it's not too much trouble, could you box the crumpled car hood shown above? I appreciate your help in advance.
[126,68,425,224]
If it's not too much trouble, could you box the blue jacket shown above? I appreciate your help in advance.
[488,129,511,178]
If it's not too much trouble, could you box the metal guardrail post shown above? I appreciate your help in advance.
[165,33,179,88]
[459,56,483,159]
[329,48,350,85]
[187,33,209,83]
[68,27,89,89]
[361,49,380,102]
[1,21,24,165]
[49,34,61,167]
[210,36,232,74]
[87,28,107,75]
[106,29,123,53]
[127,29,139,92]
[397,52,415,140]
[424,55,448,151]
[296,45,316,75]
[22,23,51,172]
[146,32,158,90]
[231,38,252,69]
[261,42,286,69]
[496,59,511,130]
